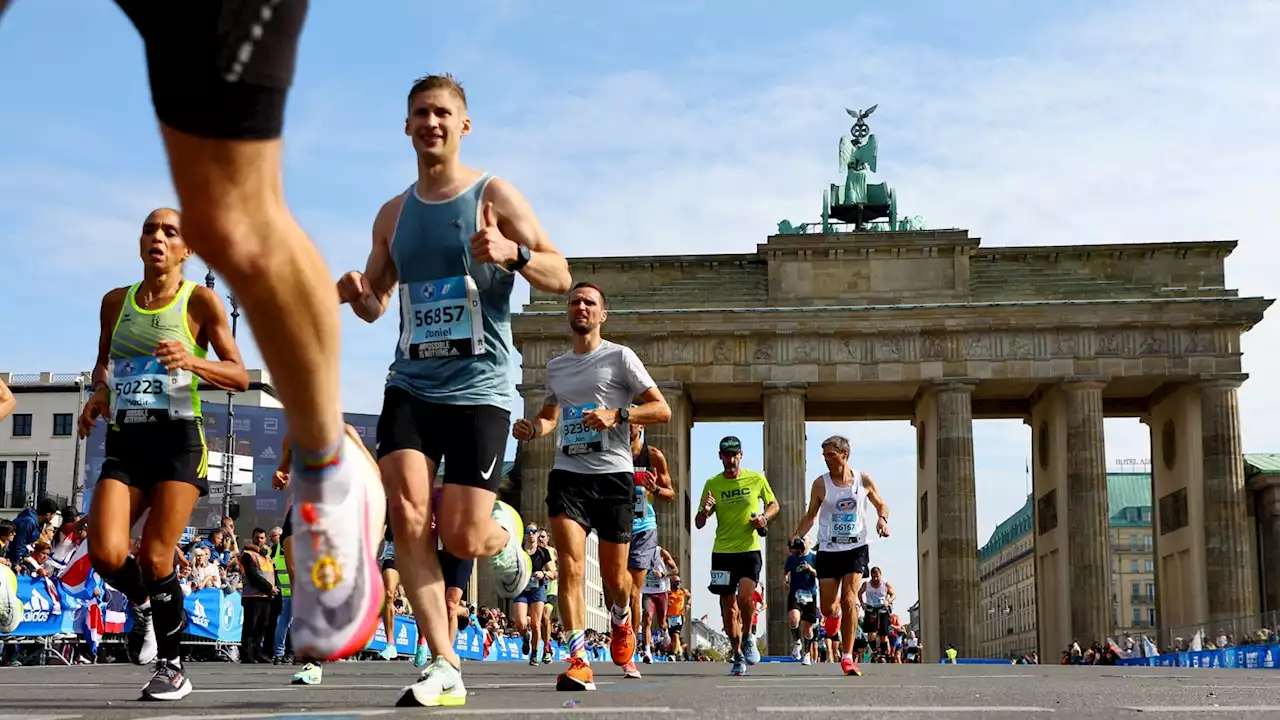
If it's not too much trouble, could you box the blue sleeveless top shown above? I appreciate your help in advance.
[385,174,516,410]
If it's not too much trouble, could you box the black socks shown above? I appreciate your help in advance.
[145,572,186,661]
[99,556,149,607]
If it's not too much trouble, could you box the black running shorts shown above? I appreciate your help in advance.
[707,550,763,596]
[546,470,632,544]
[862,606,891,636]
[376,386,511,493]
[98,420,210,496]
[440,548,474,592]
[787,589,819,624]
[113,0,307,140]
[815,545,869,580]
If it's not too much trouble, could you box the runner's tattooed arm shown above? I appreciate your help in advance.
[0,378,14,423]
[479,178,572,294]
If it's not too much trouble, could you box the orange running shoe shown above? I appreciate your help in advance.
[556,657,596,691]
[841,655,863,676]
[610,620,636,666]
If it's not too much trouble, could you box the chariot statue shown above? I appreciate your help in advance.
[777,104,927,234]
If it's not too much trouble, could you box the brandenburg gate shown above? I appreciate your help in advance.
[507,107,1272,662]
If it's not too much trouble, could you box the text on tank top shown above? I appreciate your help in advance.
[108,280,206,426]
[632,443,658,533]
[386,175,516,409]
[817,469,866,551]
[865,579,888,607]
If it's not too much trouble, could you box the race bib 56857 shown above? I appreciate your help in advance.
[399,276,484,360]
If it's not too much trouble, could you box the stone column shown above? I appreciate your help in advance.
[1252,477,1280,616]
[517,383,556,531]
[933,379,980,658]
[1063,377,1112,645]
[1199,374,1253,622]
[762,381,807,657]
[641,382,693,589]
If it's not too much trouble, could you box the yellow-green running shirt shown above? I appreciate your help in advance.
[699,469,776,554]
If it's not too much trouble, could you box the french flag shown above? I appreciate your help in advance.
[59,541,97,600]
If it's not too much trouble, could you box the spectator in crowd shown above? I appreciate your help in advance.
[190,547,221,590]
[238,528,277,663]
[7,498,58,566]
[19,541,52,577]
[0,520,14,566]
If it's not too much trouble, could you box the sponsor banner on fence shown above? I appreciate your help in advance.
[1117,644,1279,669]
[4,575,620,663]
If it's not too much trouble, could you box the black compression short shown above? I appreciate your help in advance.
[113,0,308,140]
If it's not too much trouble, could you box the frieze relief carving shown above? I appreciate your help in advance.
[1138,330,1168,356]
[1003,332,1034,359]
[598,327,1225,368]
[1185,329,1212,354]
[1096,331,1123,355]
[667,338,693,364]
[1055,330,1078,357]
[877,336,903,362]
[839,338,863,363]
[963,334,993,360]
[713,338,733,363]
[920,334,945,360]
[793,338,816,363]
[753,339,774,362]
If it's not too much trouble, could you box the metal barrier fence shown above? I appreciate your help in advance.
[1165,610,1280,651]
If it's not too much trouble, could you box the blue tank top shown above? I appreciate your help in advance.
[385,175,516,410]
[632,443,657,534]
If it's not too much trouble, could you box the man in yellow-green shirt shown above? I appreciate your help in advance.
[694,435,779,676]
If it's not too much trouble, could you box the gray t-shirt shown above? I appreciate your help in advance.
[545,340,656,475]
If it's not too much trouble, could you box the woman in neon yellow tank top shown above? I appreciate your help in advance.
[77,208,249,701]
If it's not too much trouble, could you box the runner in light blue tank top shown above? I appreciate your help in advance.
[334,76,573,707]
[385,174,515,410]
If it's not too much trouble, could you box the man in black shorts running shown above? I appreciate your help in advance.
[1,0,386,663]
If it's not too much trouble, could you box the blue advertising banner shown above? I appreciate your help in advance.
[183,588,244,643]
[81,404,379,530]
[1116,643,1280,669]
[0,575,77,638]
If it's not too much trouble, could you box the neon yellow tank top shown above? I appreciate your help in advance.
[107,280,207,426]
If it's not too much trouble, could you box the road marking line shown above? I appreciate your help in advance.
[0,716,84,720]
[756,707,1054,713]
[433,709,692,716]
[716,683,941,689]
[144,707,394,712]
[1121,702,1280,707]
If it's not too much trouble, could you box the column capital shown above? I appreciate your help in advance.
[762,381,808,396]
[1198,372,1249,390]
[930,377,979,394]
[516,383,545,395]
[1061,375,1110,390]
[656,380,686,398]
[1248,474,1280,493]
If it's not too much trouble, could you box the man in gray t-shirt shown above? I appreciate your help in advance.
[512,282,671,680]
[544,340,654,474]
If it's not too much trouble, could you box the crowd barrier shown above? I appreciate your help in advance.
[1116,643,1280,669]
[2,576,615,662]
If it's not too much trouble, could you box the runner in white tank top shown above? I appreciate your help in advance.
[790,435,890,678]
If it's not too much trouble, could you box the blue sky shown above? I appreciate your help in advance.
[2,0,1277,631]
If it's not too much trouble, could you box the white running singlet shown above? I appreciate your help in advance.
[864,579,888,608]
[815,469,869,553]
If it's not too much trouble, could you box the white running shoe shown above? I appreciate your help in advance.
[490,501,532,599]
[397,656,467,707]
[289,427,387,662]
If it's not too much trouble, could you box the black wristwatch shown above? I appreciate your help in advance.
[507,244,531,272]
[618,407,630,424]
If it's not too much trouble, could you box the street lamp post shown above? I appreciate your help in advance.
[205,268,240,522]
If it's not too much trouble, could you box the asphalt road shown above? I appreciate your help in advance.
[2,658,1279,719]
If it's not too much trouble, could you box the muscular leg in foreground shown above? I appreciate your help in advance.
[381,450,458,669]
[160,129,343,456]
